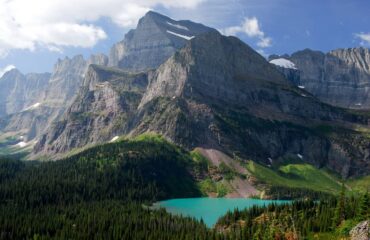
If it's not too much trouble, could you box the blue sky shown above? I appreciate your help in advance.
[0,0,369,74]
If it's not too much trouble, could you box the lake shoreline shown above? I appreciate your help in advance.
[152,197,292,227]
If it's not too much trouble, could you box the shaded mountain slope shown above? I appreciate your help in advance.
[270,47,370,109]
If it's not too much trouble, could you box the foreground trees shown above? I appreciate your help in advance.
[0,136,368,239]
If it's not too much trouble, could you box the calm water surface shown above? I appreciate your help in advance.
[153,198,291,227]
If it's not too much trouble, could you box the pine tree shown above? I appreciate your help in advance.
[333,183,346,227]
[358,192,369,221]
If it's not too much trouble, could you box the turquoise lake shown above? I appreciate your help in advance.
[153,198,291,227]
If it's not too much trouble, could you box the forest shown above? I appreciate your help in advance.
[0,135,368,239]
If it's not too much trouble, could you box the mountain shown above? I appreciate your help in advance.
[0,54,109,146]
[33,11,215,157]
[269,47,370,109]
[42,54,108,110]
[34,65,148,154]
[34,28,370,178]
[108,11,216,71]
[130,32,369,178]
[0,69,50,117]
[0,11,213,148]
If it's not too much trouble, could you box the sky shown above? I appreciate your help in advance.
[0,0,370,75]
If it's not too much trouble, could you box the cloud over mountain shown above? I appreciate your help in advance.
[356,32,370,45]
[0,0,204,57]
[0,64,15,78]
[222,17,272,48]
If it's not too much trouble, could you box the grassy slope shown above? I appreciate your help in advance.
[246,161,342,194]
[346,175,370,192]
[0,135,32,159]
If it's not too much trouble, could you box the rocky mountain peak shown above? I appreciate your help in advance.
[0,68,51,117]
[140,31,288,107]
[87,54,109,67]
[1,68,23,80]
[52,55,86,78]
[108,11,216,71]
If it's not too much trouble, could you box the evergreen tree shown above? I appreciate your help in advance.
[333,183,346,227]
[358,192,369,221]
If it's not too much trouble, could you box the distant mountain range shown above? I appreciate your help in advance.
[269,47,370,109]
[0,11,369,179]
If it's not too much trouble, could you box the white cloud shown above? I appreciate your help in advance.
[257,37,272,48]
[0,65,16,78]
[0,0,205,57]
[355,33,370,45]
[222,17,272,48]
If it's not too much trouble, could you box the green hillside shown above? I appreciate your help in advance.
[246,161,342,194]
[346,175,370,193]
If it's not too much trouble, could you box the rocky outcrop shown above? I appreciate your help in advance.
[33,65,148,155]
[270,47,370,109]
[350,220,369,240]
[43,54,104,109]
[108,11,216,71]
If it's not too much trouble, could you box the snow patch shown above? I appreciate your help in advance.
[355,103,362,106]
[270,58,297,69]
[166,30,194,40]
[166,21,189,31]
[298,85,305,89]
[297,154,303,159]
[24,102,41,111]
[16,141,27,148]
[110,136,119,142]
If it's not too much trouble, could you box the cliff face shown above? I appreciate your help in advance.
[0,54,109,142]
[108,11,216,71]
[270,48,370,109]
[139,33,347,122]
[0,69,50,117]
[34,65,148,154]
[35,31,370,177]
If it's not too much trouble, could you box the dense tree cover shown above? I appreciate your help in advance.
[0,135,368,239]
[0,136,216,239]
[266,185,334,200]
[0,201,213,240]
[216,189,369,239]
[0,135,200,208]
